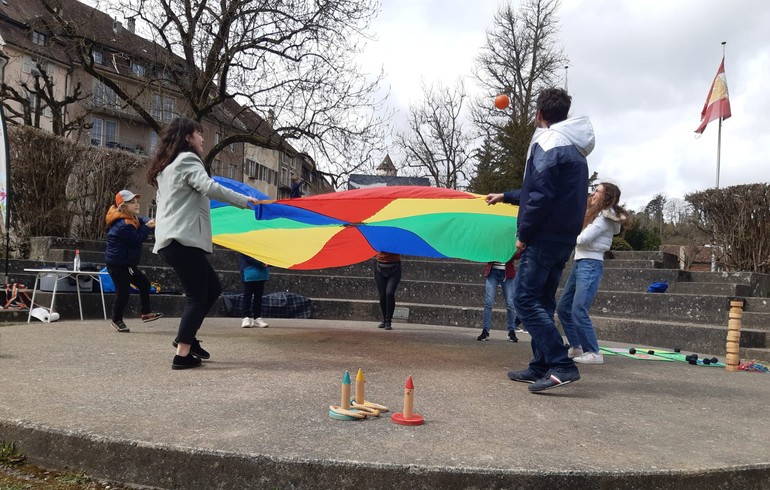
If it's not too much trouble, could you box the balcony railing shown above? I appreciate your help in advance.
[91,136,149,155]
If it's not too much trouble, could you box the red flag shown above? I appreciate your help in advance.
[695,57,731,134]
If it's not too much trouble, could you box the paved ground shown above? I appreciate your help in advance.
[0,317,769,489]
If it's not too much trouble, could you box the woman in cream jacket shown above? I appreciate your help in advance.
[147,117,259,370]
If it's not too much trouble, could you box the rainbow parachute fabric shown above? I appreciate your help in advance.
[211,180,518,270]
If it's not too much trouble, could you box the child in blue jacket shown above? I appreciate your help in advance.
[239,253,269,328]
[104,190,162,332]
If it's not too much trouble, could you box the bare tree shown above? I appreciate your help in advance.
[473,0,567,127]
[69,149,146,240]
[468,0,567,194]
[40,0,389,185]
[687,184,770,273]
[0,57,92,137]
[397,81,474,189]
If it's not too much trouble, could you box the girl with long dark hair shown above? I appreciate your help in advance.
[148,117,259,370]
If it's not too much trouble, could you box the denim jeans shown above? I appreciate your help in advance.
[513,240,577,375]
[557,258,604,354]
[483,269,516,332]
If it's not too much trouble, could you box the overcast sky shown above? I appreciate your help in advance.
[362,0,770,211]
[82,0,770,211]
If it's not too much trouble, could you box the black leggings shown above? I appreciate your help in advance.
[158,240,222,344]
[241,281,266,318]
[374,262,401,323]
[107,265,151,322]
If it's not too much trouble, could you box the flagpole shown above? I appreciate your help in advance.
[716,118,722,189]
[711,41,727,271]
[715,41,726,189]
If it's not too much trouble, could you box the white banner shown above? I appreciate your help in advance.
[0,105,8,235]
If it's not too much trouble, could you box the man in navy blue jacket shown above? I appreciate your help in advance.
[486,88,594,392]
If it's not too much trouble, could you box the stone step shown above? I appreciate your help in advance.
[588,315,766,359]
[687,271,770,297]
[263,273,754,325]
[308,298,768,358]
[666,282,753,296]
[603,259,662,269]
[13,290,769,362]
[607,250,668,261]
[740,312,770,330]
[26,247,770,299]
[740,347,770,364]
[8,259,769,328]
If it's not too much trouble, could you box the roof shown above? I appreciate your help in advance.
[0,0,172,74]
[0,0,289,154]
[376,154,396,171]
[347,174,431,190]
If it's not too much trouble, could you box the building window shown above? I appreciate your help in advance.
[93,80,118,108]
[28,93,52,118]
[131,61,146,76]
[31,31,46,46]
[228,163,238,180]
[163,96,174,122]
[91,117,118,147]
[280,166,289,186]
[151,95,175,122]
[149,131,158,153]
[246,159,257,178]
[92,50,103,65]
[22,56,47,75]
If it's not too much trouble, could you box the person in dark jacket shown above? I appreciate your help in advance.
[289,175,303,198]
[486,88,594,393]
[104,190,163,333]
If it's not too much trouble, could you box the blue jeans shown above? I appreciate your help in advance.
[513,241,577,376]
[483,269,516,332]
[557,259,603,354]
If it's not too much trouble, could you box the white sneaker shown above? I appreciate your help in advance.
[567,346,584,358]
[241,317,253,328]
[253,318,269,328]
[573,352,604,364]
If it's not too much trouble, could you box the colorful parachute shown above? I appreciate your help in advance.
[211,179,518,270]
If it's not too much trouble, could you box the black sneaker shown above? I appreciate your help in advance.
[111,320,130,333]
[377,322,386,329]
[384,322,392,330]
[171,339,211,360]
[507,369,541,384]
[477,330,490,341]
[508,331,518,343]
[172,353,202,370]
[528,368,581,393]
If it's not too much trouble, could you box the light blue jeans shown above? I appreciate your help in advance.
[557,258,604,354]
[483,268,516,332]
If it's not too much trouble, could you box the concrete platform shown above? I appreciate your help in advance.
[0,317,769,489]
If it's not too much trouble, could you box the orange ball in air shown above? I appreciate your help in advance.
[494,94,510,110]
